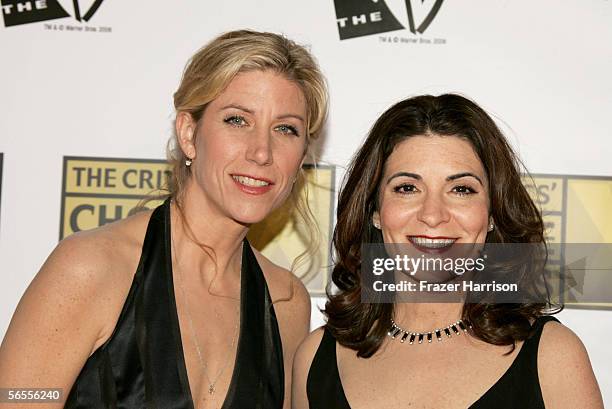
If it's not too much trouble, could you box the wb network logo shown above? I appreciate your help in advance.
[1,0,104,27]
[334,0,444,40]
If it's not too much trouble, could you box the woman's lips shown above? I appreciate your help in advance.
[408,235,457,254]
[231,174,274,195]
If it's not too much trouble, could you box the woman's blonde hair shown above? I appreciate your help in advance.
[168,29,328,203]
[166,29,329,282]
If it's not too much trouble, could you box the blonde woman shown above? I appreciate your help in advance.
[0,30,328,409]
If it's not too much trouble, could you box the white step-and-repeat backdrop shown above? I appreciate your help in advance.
[1,0,611,402]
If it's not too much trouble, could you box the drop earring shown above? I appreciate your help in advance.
[488,219,495,232]
[185,158,192,167]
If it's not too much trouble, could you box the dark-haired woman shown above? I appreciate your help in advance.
[292,94,603,408]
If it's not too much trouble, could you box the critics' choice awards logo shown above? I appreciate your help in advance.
[523,174,612,245]
[60,157,171,239]
[334,0,444,40]
[524,174,612,309]
[59,156,336,296]
[1,0,104,27]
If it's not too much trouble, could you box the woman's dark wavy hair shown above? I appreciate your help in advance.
[325,94,562,358]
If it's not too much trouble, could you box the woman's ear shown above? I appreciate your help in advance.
[372,211,381,230]
[175,112,197,160]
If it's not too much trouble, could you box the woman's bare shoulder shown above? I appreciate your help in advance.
[251,247,310,309]
[252,248,312,352]
[66,208,153,264]
[295,326,326,359]
[24,209,153,340]
[293,327,326,380]
[0,210,156,388]
[538,320,604,408]
[34,208,153,323]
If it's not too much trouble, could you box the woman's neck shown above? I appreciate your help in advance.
[393,302,465,332]
[171,183,249,284]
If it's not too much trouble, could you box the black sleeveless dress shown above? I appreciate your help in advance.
[307,316,560,409]
[65,199,285,408]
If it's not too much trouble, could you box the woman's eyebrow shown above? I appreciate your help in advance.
[221,104,304,123]
[446,172,484,186]
[385,171,485,186]
[277,113,305,123]
[221,103,254,114]
[386,172,421,185]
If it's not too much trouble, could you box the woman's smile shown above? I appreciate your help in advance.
[231,173,274,195]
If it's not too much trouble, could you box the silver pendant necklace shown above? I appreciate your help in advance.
[178,274,240,396]
[171,220,241,399]
[388,318,472,345]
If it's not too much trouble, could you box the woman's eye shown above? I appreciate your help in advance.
[393,184,418,194]
[452,185,477,196]
[224,115,248,127]
[275,124,299,137]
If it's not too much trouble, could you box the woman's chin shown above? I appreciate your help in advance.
[230,209,271,227]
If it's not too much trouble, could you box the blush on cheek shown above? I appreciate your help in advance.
[379,202,415,236]
[458,213,489,241]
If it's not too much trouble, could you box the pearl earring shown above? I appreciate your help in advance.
[185,158,192,167]
[488,222,495,232]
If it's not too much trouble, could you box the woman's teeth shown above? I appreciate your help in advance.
[233,175,270,187]
[409,237,456,249]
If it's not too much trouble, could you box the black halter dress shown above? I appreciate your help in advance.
[65,199,285,408]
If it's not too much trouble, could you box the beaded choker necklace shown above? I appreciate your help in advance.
[388,319,472,345]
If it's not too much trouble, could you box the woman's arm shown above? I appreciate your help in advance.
[0,232,128,408]
[538,321,604,409]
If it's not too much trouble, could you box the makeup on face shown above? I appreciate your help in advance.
[375,135,490,248]
[188,70,308,224]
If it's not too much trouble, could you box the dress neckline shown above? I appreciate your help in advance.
[163,199,246,409]
[332,325,533,409]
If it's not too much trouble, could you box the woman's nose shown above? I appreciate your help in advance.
[417,193,450,227]
[245,127,273,166]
